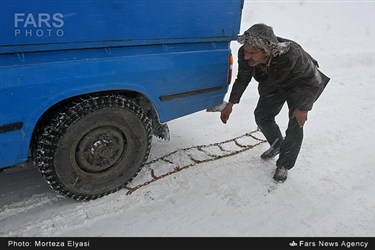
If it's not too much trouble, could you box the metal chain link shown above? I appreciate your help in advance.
[125,129,266,195]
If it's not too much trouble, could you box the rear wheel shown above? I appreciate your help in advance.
[34,95,152,200]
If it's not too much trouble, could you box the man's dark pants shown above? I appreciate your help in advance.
[254,91,303,170]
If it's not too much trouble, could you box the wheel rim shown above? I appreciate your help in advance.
[75,126,126,173]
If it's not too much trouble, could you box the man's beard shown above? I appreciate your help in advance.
[247,60,257,66]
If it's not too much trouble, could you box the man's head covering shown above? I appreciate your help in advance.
[237,23,290,57]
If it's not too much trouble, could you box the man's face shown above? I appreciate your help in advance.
[243,43,269,66]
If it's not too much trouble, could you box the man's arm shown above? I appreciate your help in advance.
[272,44,325,112]
[228,46,254,104]
[288,50,325,111]
[221,47,253,124]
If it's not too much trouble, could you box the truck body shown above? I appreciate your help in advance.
[0,0,243,199]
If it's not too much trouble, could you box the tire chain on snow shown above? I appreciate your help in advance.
[125,129,266,195]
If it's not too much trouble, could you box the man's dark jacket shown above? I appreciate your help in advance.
[229,37,330,111]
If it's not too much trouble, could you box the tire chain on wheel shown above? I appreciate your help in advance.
[34,94,152,201]
[125,129,266,195]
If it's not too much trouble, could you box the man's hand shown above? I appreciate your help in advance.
[293,108,308,127]
[220,102,234,124]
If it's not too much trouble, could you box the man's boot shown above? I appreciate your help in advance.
[273,166,288,183]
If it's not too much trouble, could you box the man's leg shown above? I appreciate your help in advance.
[254,92,285,151]
[276,109,304,170]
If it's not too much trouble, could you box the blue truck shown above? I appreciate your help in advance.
[0,0,243,200]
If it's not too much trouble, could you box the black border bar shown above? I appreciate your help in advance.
[1,237,374,250]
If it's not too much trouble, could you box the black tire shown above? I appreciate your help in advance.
[34,94,152,200]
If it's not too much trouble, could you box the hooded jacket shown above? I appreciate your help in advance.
[229,37,330,111]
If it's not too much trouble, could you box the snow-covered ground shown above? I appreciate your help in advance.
[1,0,374,240]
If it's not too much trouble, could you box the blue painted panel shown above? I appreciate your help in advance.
[0,42,231,167]
[0,0,243,53]
[0,0,243,168]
